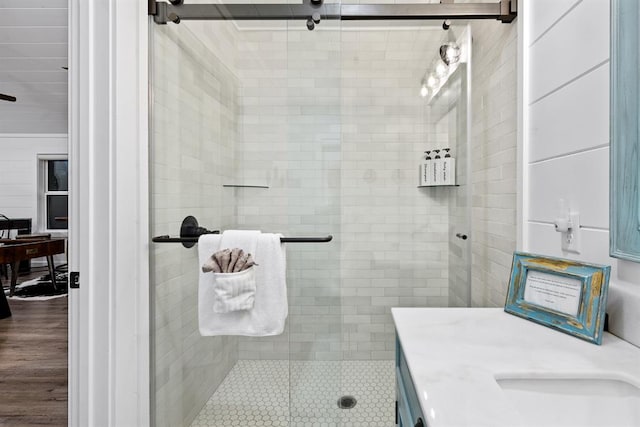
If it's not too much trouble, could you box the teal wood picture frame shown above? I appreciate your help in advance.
[611,0,640,262]
[504,252,611,345]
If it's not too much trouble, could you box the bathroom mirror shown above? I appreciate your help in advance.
[610,0,640,262]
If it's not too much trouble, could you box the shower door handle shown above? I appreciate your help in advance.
[455,233,468,240]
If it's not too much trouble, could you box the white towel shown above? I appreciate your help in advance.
[201,230,259,313]
[198,231,288,336]
[220,230,260,263]
[212,266,256,313]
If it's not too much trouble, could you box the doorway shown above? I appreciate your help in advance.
[0,1,70,424]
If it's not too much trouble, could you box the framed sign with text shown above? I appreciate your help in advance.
[504,252,611,345]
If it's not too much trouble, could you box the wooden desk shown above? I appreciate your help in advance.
[0,218,33,272]
[0,239,66,319]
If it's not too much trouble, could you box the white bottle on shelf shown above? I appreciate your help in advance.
[420,151,432,186]
[432,149,442,185]
[441,148,456,185]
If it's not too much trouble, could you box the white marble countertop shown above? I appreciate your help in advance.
[392,307,640,427]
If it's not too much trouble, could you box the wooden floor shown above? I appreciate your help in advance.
[0,269,68,426]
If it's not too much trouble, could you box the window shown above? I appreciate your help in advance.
[41,158,68,231]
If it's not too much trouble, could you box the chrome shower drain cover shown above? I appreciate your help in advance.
[337,395,357,409]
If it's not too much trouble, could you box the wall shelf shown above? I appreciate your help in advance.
[223,184,269,189]
[417,185,459,188]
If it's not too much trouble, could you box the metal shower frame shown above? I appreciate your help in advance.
[149,0,517,25]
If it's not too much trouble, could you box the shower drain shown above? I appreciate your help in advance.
[337,395,357,409]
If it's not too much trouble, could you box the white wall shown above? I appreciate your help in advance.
[0,134,67,229]
[523,0,640,347]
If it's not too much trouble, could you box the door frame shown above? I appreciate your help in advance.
[68,1,150,425]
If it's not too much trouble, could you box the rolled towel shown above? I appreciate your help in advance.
[214,248,231,272]
[233,252,248,272]
[202,248,259,274]
[202,256,222,273]
[228,248,243,273]
[244,254,256,270]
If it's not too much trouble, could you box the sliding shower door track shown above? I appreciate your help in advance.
[149,0,517,25]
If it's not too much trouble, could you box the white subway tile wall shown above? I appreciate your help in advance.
[233,25,455,361]
[338,26,452,360]
[151,23,240,427]
[234,27,343,362]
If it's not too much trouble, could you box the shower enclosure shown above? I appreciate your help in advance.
[149,2,506,425]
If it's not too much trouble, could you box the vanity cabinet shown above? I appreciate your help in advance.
[396,337,426,427]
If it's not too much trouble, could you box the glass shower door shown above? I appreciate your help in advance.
[150,20,241,427]
[426,26,472,308]
[446,29,472,308]
[149,13,473,427]
[446,64,472,307]
[284,18,344,427]
[220,14,345,426]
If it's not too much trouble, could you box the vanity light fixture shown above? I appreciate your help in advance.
[439,19,461,66]
[419,25,467,101]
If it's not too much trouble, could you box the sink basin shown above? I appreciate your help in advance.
[496,376,640,427]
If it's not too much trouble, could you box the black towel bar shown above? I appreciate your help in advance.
[151,216,333,248]
[151,235,333,244]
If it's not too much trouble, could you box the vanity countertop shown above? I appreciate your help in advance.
[392,307,640,427]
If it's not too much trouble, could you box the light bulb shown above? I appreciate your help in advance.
[420,84,428,98]
[439,42,461,66]
[435,61,448,77]
[427,75,439,88]
[445,46,458,61]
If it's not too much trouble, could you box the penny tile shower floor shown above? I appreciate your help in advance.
[190,360,395,427]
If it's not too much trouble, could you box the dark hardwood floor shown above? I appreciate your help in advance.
[0,267,68,426]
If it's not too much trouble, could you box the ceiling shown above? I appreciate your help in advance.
[0,0,68,134]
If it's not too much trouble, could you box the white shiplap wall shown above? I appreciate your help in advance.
[523,0,640,347]
[0,0,68,133]
[0,133,67,228]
